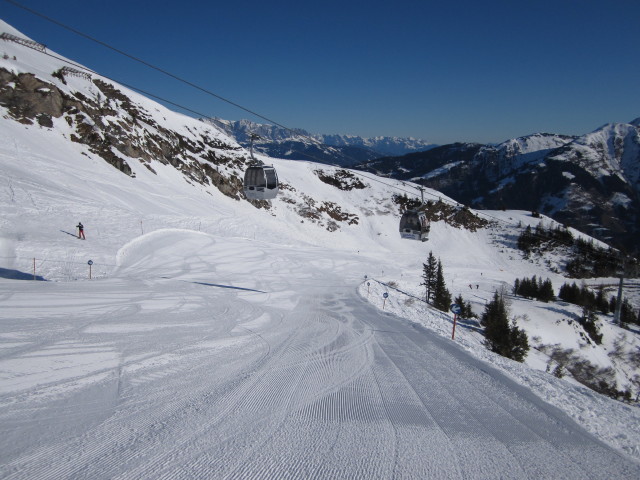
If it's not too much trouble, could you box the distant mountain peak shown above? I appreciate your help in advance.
[358,123,640,253]
[204,118,437,161]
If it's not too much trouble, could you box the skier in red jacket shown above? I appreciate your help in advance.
[77,222,85,240]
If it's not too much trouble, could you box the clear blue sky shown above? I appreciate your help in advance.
[2,0,639,144]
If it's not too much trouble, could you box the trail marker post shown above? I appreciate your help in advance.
[383,292,389,310]
[450,303,462,340]
[88,260,93,280]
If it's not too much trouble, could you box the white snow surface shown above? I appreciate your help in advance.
[1,18,640,478]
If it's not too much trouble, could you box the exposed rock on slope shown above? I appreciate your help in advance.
[0,66,245,197]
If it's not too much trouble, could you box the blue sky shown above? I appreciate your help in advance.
[2,0,639,144]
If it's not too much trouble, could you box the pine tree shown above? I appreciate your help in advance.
[620,299,636,327]
[559,282,579,304]
[539,278,555,303]
[420,251,438,304]
[609,296,617,313]
[481,292,510,353]
[579,305,603,344]
[517,225,536,253]
[433,260,452,312]
[454,294,475,318]
[595,286,609,314]
[508,322,529,362]
[579,284,595,307]
[481,291,529,362]
[463,300,475,318]
[514,275,554,302]
[559,281,602,308]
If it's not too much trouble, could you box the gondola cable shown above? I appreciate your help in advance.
[3,0,627,256]
[18,49,597,252]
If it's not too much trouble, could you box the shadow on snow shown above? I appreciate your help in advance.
[161,277,266,294]
[0,267,46,281]
[191,281,266,293]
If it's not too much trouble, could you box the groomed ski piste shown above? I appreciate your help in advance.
[1,18,640,479]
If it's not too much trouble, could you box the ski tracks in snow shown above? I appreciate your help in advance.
[363,309,640,479]
[2,235,640,479]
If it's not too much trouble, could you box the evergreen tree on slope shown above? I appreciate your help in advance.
[421,251,438,304]
[481,291,529,362]
[433,260,452,313]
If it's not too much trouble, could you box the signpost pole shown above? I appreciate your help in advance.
[452,313,458,340]
[449,303,462,340]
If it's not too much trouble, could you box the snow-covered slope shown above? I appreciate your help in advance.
[1,18,640,471]
[361,123,640,252]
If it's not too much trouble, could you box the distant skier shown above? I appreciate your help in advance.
[76,222,85,240]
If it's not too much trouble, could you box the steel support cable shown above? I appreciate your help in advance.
[3,0,623,256]
[2,0,525,222]
[41,50,216,120]
[10,42,610,255]
[4,0,299,135]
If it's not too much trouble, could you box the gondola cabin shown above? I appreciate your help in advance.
[243,165,279,200]
[399,209,430,241]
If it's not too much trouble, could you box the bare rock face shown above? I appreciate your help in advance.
[0,67,246,198]
[0,70,63,123]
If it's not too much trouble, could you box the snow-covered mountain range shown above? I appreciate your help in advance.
[360,124,640,254]
[1,18,640,473]
[205,117,437,166]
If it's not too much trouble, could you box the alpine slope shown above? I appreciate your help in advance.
[1,17,640,479]
[2,231,639,479]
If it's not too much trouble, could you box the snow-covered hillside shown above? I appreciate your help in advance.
[475,133,577,178]
[548,121,640,188]
[1,18,639,476]
[358,120,640,253]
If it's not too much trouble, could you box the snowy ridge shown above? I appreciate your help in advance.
[207,117,437,157]
[549,121,640,186]
[1,18,640,476]
[475,133,577,176]
[320,132,436,155]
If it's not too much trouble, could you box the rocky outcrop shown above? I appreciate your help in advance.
[0,70,64,124]
[314,169,367,190]
[0,68,246,197]
[393,195,489,232]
